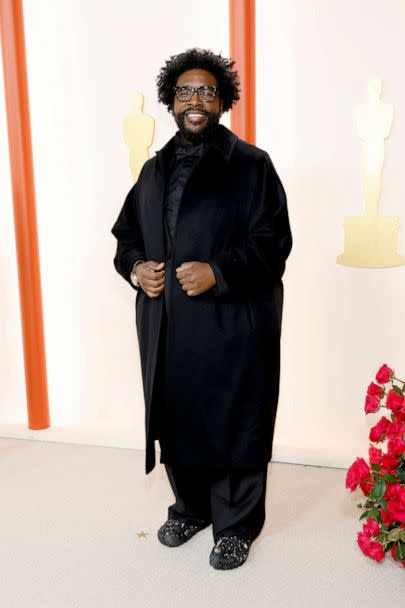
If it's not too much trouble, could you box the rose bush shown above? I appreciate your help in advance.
[345,364,405,567]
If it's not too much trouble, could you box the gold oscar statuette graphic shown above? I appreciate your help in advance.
[337,79,404,268]
[122,91,155,183]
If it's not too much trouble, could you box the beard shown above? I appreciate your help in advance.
[173,108,221,144]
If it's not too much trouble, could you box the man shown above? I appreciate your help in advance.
[111,48,293,570]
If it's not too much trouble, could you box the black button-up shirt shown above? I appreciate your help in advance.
[163,131,229,296]
[164,133,204,244]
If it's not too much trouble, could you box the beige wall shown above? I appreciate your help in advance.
[256,0,405,463]
[0,0,404,467]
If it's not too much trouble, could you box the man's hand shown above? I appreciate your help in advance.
[137,261,165,298]
[176,261,216,296]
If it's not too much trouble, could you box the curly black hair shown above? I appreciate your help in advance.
[156,48,240,113]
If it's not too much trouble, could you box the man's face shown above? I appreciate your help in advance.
[172,69,223,144]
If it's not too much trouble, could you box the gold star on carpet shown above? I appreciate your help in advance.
[136,530,149,538]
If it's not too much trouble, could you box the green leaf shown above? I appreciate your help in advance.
[379,498,388,510]
[397,468,405,481]
[393,385,404,395]
[400,530,405,543]
[359,507,380,522]
[382,475,396,483]
[387,527,402,542]
[370,478,386,501]
[391,412,396,422]
[397,541,405,560]
[371,463,381,471]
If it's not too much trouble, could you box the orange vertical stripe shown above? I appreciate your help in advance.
[0,0,50,429]
[229,0,256,144]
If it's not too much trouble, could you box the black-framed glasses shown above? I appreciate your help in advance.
[173,85,218,102]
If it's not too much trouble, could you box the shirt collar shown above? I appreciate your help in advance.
[173,132,205,158]
[156,123,238,173]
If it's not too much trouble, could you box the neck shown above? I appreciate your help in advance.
[179,133,194,145]
[177,122,221,146]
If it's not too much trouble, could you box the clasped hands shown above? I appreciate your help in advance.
[135,260,216,298]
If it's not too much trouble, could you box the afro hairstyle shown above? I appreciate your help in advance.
[156,47,240,113]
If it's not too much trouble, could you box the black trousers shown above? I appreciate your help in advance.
[164,462,268,543]
[154,305,268,543]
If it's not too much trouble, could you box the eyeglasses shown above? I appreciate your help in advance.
[173,85,219,102]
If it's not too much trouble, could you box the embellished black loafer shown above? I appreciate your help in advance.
[209,535,252,570]
[157,518,205,547]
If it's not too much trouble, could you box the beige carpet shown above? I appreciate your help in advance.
[0,437,403,608]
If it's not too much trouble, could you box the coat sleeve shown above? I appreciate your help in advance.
[209,262,230,296]
[207,152,293,296]
[111,182,146,292]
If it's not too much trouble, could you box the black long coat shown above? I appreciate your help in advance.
[111,124,293,475]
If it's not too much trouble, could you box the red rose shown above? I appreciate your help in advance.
[360,474,374,496]
[368,446,382,465]
[375,364,394,384]
[397,409,405,424]
[381,509,396,526]
[363,518,380,538]
[357,532,385,562]
[386,389,405,414]
[387,500,405,523]
[386,420,405,439]
[364,394,380,414]
[386,483,405,500]
[367,382,384,397]
[369,416,391,443]
[387,435,405,457]
[386,484,405,522]
[345,457,371,492]
[380,453,399,474]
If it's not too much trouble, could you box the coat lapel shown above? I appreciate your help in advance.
[154,138,175,258]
